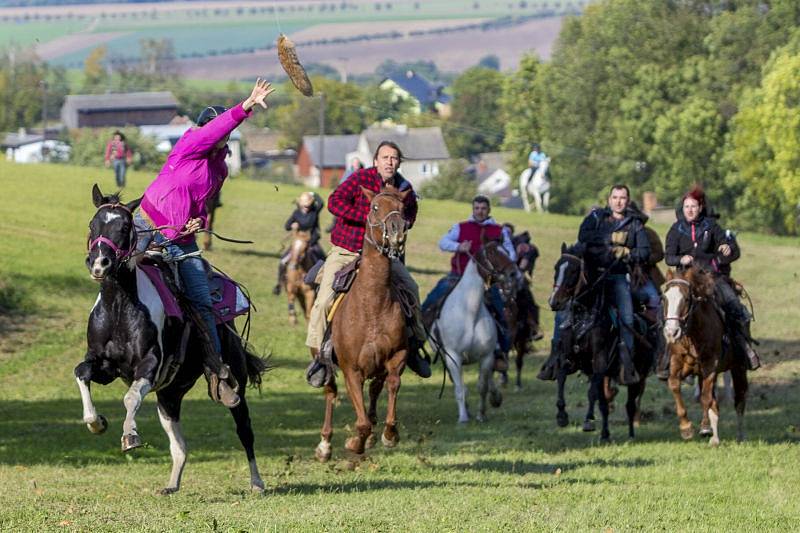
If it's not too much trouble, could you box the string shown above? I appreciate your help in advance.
[272,1,282,34]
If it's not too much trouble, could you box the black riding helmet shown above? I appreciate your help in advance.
[196,105,227,127]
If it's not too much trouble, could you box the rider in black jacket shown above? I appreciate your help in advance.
[273,191,325,295]
[663,186,760,371]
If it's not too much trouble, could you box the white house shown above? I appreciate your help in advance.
[349,125,450,188]
[139,123,243,175]
[2,130,70,163]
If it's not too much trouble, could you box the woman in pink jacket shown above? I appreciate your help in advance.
[134,78,274,408]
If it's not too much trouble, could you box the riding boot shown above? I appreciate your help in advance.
[306,330,336,388]
[730,316,761,370]
[655,342,670,381]
[537,339,560,381]
[405,328,432,378]
[205,364,241,408]
[493,347,509,372]
[272,263,286,296]
[617,341,639,386]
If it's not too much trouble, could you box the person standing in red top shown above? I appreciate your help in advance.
[104,131,133,188]
[305,141,431,384]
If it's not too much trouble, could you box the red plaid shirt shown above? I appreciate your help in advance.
[328,167,418,252]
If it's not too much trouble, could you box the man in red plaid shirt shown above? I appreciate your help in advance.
[305,141,431,384]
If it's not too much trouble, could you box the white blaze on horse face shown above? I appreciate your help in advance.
[549,261,569,307]
[663,285,684,342]
[103,211,122,224]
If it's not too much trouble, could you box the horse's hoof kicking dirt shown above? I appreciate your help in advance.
[87,415,108,434]
[158,487,178,496]
[121,433,142,452]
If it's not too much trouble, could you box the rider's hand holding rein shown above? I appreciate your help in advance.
[718,243,732,257]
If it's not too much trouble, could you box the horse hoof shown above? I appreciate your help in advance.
[251,481,266,494]
[121,433,142,452]
[315,440,332,463]
[87,415,108,434]
[514,385,522,393]
[680,426,694,441]
[345,436,364,455]
[457,417,469,424]
[582,419,596,432]
[709,437,720,448]
[381,433,398,449]
[699,426,713,437]
[600,435,611,444]
[556,412,569,428]
[158,487,178,496]
[476,414,486,423]
[365,433,376,450]
[490,390,503,408]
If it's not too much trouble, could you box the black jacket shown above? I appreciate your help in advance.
[284,193,324,245]
[664,205,739,273]
[578,206,650,275]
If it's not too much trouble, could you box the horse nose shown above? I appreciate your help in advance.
[664,322,680,343]
[90,254,111,279]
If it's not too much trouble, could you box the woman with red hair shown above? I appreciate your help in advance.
[662,186,760,375]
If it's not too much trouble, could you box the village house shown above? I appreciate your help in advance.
[296,134,360,188]
[61,92,178,129]
[379,70,452,117]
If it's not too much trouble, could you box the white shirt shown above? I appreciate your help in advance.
[439,216,517,261]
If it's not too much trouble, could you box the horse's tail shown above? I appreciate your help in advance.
[244,346,270,391]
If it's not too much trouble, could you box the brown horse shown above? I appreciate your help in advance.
[315,185,410,462]
[663,267,749,445]
[284,230,316,326]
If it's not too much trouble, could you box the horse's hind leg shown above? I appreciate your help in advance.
[229,395,265,492]
[287,288,298,326]
[316,377,337,462]
[477,354,501,422]
[533,191,543,213]
[625,381,644,439]
[699,371,717,439]
[592,374,611,441]
[543,191,550,212]
[75,361,107,434]
[155,392,188,495]
[583,375,598,432]
[122,377,153,451]
[731,365,748,442]
[366,376,386,449]
[515,346,524,391]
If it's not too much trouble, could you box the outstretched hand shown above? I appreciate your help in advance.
[242,78,275,112]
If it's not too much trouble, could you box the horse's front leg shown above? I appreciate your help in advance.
[343,368,370,455]
[155,392,187,495]
[698,369,717,438]
[286,285,298,326]
[366,375,386,449]
[555,364,570,427]
[315,376,337,462]
[382,355,403,448]
[667,352,693,440]
[444,349,469,423]
[75,360,108,434]
[477,352,502,422]
[303,287,315,322]
[730,364,748,442]
[121,376,153,451]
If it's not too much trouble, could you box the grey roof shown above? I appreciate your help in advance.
[2,132,44,148]
[302,134,360,167]
[62,92,178,112]
[363,126,449,160]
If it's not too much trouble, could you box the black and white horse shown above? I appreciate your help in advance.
[76,184,267,494]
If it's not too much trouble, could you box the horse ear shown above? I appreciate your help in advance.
[666,269,674,281]
[92,184,104,207]
[397,188,410,201]
[126,196,142,212]
[361,186,375,202]
[561,242,567,254]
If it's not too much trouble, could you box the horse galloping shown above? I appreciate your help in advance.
[519,159,550,213]
[315,185,411,462]
[77,184,267,494]
[431,241,512,423]
[284,229,316,326]
[663,267,749,445]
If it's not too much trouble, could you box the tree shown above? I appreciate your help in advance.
[477,54,500,71]
[727,37,800,234]
[500,54,543,183]
[445,67,505,159]
[82,45,109,93]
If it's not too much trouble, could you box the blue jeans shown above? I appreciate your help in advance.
[113,159,127,188]
[608,274,634,353]
[134,212,220,354]
[421,275,459,313]
[487,285,511,353]
[633,279,661,315]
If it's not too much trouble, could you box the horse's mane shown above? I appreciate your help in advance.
[377,184,404,201]
[100,193,123,206]
[564,242,586,258]
[684,267,716,298]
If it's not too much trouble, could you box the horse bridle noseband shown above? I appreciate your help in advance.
[87,202,136,262]
[364,193,406,259]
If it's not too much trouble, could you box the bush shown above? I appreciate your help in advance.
[419,160,476,203]
[0,277,33,316]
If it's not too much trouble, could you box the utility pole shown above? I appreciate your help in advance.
[40,80,48,137]
[318,92,326,185]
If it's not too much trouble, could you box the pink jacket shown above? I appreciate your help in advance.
[140,103,250,243]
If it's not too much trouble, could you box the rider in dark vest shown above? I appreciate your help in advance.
[578,184,651,384]
[421,195,517,370]
[663,185,760,372]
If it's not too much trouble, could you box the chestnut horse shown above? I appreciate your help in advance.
[284,230,316,326]
[663,267,749,445]
[315,185,411,461]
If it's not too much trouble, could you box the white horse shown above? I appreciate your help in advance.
[430,252,504,423]
[519,159,551,213]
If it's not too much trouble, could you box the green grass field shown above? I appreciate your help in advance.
[1,160,799,531]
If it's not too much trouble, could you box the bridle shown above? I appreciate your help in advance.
[552,253,587,298]
[364,193,406,259]
[663,277,697,328]
[87,203,136,262]
[470,242,513,286]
